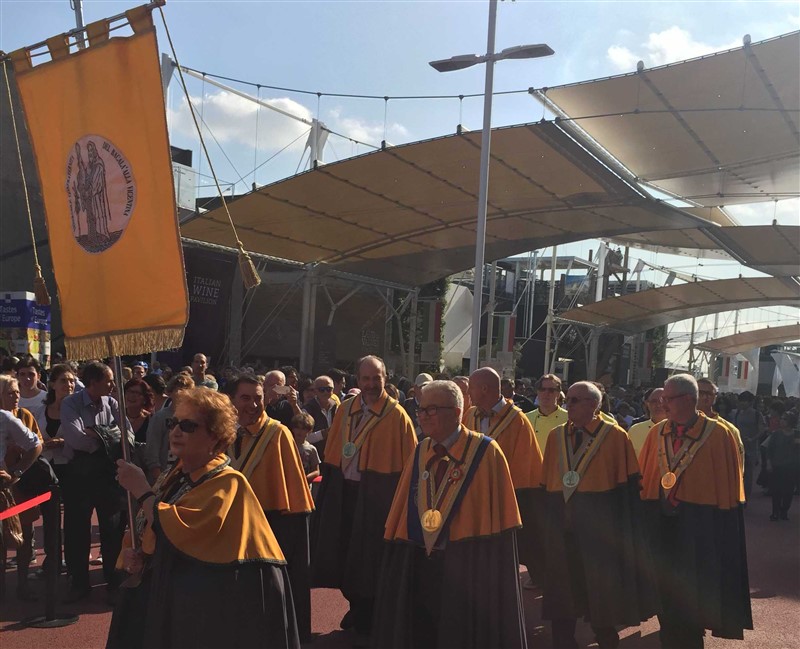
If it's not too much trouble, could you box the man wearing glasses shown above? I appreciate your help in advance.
[696,378,744,471]
[627,388,666,457]
[303,375,338,461]
[639,374,752,648]
[540,381,656,649]
[374,380,526,648]
[525,374,569,460]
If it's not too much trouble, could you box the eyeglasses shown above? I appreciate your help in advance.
[417,405,456,417]
[125,390,144,396]
[698,390,717,398]
[538,387,559,394]
[662,393,690,404]
[565,396,594,405]
[166,417,202,433]
[315,386,333,393]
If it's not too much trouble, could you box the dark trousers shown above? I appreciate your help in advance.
[551,618,619,649]
[771,465,797,516]
[63,454,123,591]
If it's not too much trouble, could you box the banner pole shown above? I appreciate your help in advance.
[112,356,142,589]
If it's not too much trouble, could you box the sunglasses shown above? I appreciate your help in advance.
[316,386,334,392]
[166,417,202,433]
[538,387,559,393]
[565,396,594,405]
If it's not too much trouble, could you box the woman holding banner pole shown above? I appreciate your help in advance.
[108,387,299,649]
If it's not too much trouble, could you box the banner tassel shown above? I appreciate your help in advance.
[237,244,261,289]
[33,263,51,306]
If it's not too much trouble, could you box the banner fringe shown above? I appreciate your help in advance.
[66,326,184,361]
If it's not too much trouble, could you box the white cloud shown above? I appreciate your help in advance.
[167,90,312,154]
[606,27,742,72]
[325,106,410,148]
[607,45,639,72]
[726,198,800,226]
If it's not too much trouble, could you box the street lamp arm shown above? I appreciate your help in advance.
[429,54,487,73]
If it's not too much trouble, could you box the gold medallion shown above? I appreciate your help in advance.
[342,442,357,459]
[421,508,443,532]
[660,471,677,490]
[562,470,580,489]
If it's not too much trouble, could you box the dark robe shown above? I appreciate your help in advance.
[639,414,752,639]
[373,428,526,649]
[540,418,659,627]
[464,402,544,577]
[107,456,299,649]
[229,412,314,642]
[311,391,416,606]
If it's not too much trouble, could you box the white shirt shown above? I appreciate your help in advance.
[0,410,40,470]
[478,398,508,434]
[18,390,46,412]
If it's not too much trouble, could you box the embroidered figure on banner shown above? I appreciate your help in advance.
[66,135,136,254]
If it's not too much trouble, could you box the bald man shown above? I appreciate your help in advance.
[263,370,302,429]
[466,367,544,584]
[311,355,417,646]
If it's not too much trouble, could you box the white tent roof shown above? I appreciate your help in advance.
[558,276,800,334]
[694,323,800,354]
[536,32,800,207]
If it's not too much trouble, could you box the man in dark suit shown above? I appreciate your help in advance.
[403,373,432,439]
[304,375,338,461]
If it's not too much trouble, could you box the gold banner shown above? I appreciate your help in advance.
[12,7,188,359]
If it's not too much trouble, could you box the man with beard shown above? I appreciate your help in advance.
[228,375,314,642]
[311,356,416,647]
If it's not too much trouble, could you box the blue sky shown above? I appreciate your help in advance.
[2,0,799,367]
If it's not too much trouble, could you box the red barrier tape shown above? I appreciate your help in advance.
[0,490,51,520]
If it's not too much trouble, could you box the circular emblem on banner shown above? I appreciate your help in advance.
[65,135,136,254]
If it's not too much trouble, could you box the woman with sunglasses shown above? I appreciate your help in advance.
[107,387,299,649]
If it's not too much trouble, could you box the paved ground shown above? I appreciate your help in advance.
[2,489,797,648]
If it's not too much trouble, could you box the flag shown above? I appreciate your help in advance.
[11,6,187,360]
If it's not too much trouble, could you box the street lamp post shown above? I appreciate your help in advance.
[430,0,553,373]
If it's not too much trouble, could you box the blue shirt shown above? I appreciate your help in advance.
[60,390,122,461]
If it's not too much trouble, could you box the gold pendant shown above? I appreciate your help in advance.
[421,508,443,532]
[660,471,677,490]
